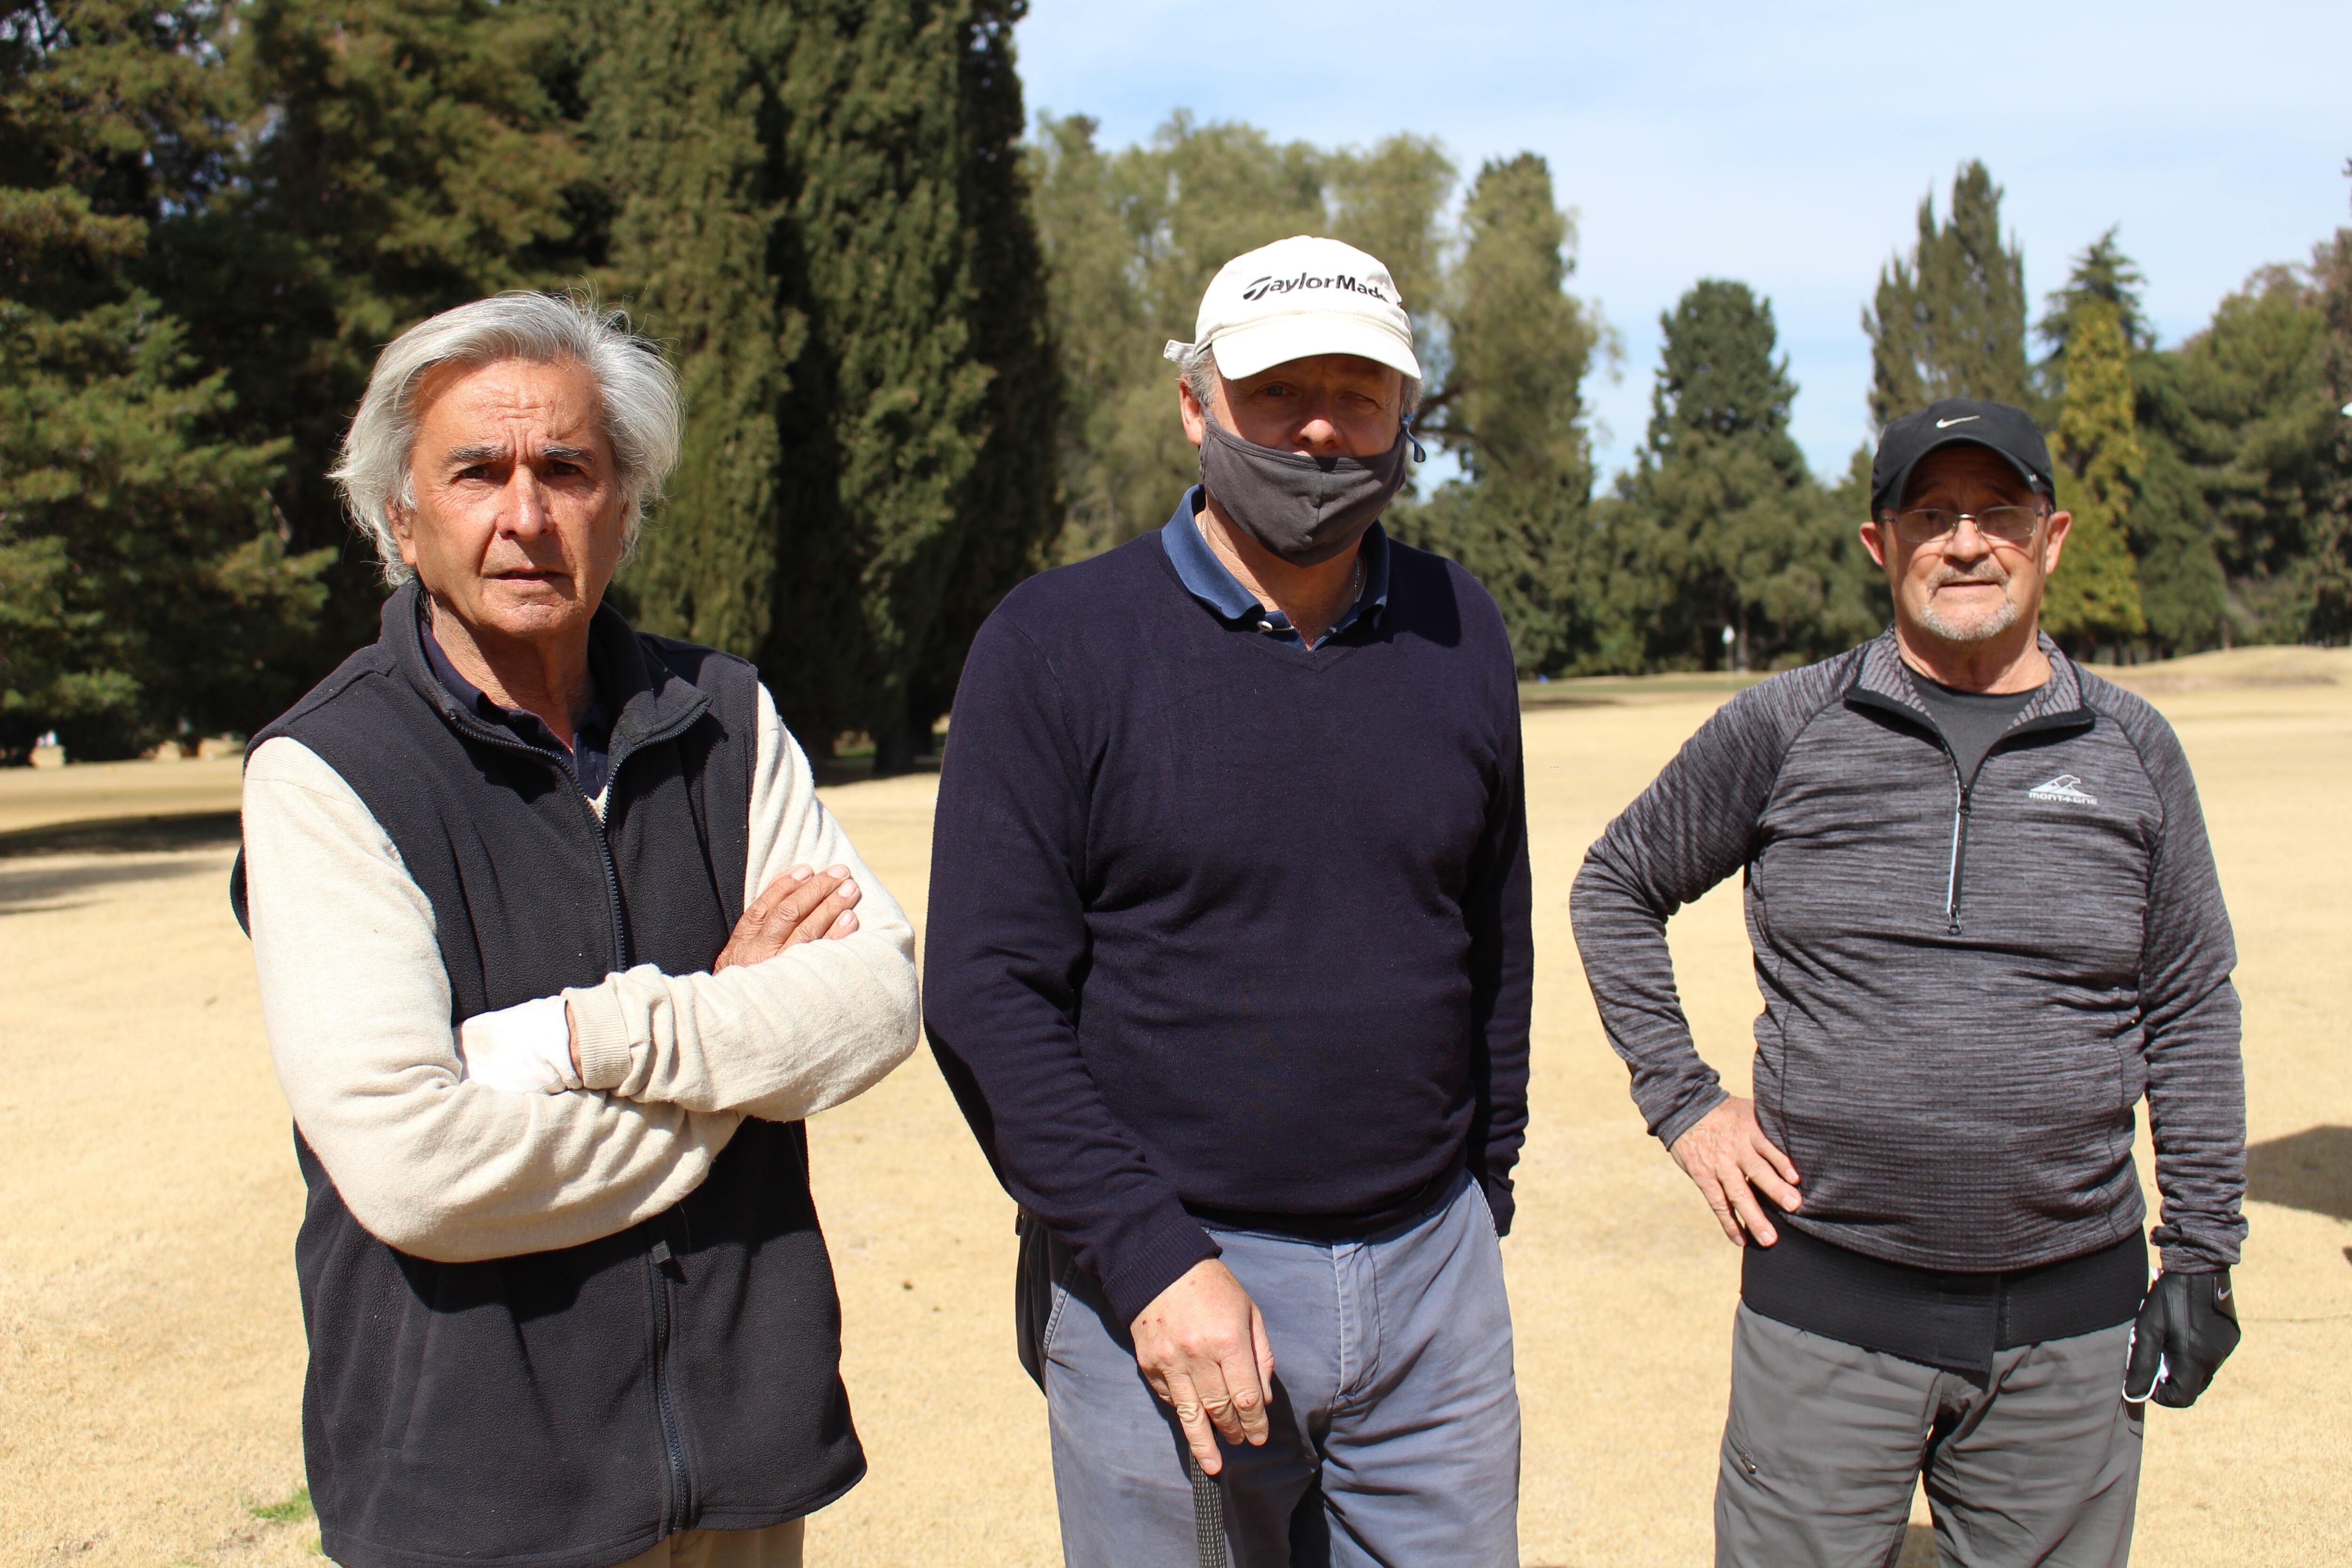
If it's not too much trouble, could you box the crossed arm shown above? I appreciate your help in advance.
[242,682,919,1263]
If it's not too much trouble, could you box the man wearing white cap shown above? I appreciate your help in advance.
[925,236,1533,1565]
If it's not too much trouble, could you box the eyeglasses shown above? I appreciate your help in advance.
[1883,507,2046,546]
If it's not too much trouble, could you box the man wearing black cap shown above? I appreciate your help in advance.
[1573,397,2246,1564]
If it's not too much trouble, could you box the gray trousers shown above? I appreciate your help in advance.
[1718,1305,2143,1568]
[1041,1173,1520,1568]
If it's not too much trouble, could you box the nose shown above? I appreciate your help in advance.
[1291,402,1348,455]
[500,465,551,537]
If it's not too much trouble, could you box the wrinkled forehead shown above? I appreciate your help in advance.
[410,355,609,444]
[1900,444,2041,508]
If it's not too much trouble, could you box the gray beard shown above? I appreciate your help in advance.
[1916,577,2023,644]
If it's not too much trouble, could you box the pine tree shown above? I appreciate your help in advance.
[0,2,329,759]
[2040,296,2147,649]
[1866,161,2030,426]
[1649,280,1806,470]
[1614,281,1875,670]
[2137,266,2337,644]
[2303,169,2352,642]
[2036,227,2152,404]
[1400,153,1598,672]
[177,0,601,654]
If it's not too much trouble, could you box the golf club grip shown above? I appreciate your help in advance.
[1189,1454,1227,1568]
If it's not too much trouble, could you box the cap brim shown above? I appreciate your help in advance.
[1877,434,2048,515]
[1209,316,1421,382]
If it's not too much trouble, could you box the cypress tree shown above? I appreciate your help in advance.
[2036,231,2218,654]
[593,0,1052,765]
[2040,295,2147,650]
[1866,161,2030,425]
[765,0,994,758]
[0,2,330,758]
[902,0,1059,757]
[589,0,800,660]
[1400,153,1597,673]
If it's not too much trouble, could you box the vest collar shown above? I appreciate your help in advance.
[381,581,711,764]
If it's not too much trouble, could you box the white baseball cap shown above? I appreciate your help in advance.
[1164,235,1421,383]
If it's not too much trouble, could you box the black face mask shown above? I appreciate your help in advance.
[1197,412,1417,566]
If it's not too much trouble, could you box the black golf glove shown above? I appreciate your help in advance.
[2122,1269,2240,1408]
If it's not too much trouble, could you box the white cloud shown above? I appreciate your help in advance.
[1017,0,2352,482]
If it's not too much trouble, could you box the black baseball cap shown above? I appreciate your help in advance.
[1869,398,2055,517]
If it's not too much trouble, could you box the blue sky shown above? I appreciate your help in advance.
[1013,0,2352,485]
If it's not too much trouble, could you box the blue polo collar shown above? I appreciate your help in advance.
[1160,486,1390,647]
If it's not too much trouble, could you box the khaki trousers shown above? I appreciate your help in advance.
[612,1520,805,1568]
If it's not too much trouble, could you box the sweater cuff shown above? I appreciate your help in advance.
[1098,1216,1224,1329]
[562,983,636,1091]
[1654,1084,1729,1150]
[1478,1171,1515,1238]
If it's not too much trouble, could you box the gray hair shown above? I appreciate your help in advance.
[1176,341,1422,422]
[332,292,683,584]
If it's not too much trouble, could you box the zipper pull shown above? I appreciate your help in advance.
[650,1238,683,1280]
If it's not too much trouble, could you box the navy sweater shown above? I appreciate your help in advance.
[924,527,1534,1325]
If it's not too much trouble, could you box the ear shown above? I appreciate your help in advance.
[1177,374,1208,450]
[389,502,422,570]
[2038,509,2074,578]
[1859,517,1891,572]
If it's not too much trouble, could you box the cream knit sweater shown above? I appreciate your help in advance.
[241,680,919,1264]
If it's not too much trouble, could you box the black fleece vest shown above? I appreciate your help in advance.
[235,586,864,1568]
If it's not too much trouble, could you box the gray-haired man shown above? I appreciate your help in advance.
[235,293,919,1568]
[1573,399,2246,1565]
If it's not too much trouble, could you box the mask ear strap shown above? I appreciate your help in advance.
[1401,415,1426,465]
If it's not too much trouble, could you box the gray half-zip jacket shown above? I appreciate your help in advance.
[1571,631,2246,1274]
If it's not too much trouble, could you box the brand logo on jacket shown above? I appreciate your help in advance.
[2027,774,2099,805]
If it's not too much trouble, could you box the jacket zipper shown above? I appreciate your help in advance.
[648,1235,691,1530]
[434,710,700,1516]
[1944,764,1971,936]
[1845,684,2096,939]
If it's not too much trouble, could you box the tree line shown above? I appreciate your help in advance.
[5,7,2348,767]
[2,0,1049,767]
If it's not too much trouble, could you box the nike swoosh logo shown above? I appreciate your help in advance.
[1936,416,1981,428]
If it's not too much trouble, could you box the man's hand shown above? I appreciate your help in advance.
[2123,1269,2241,1407]
[563,865,864,1075]
[1668,1095,1802,1247]
[715,864,863,971]
[1130,1258,1276,1476]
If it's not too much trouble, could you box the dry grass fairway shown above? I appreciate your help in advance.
[2,651,2346,1566]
